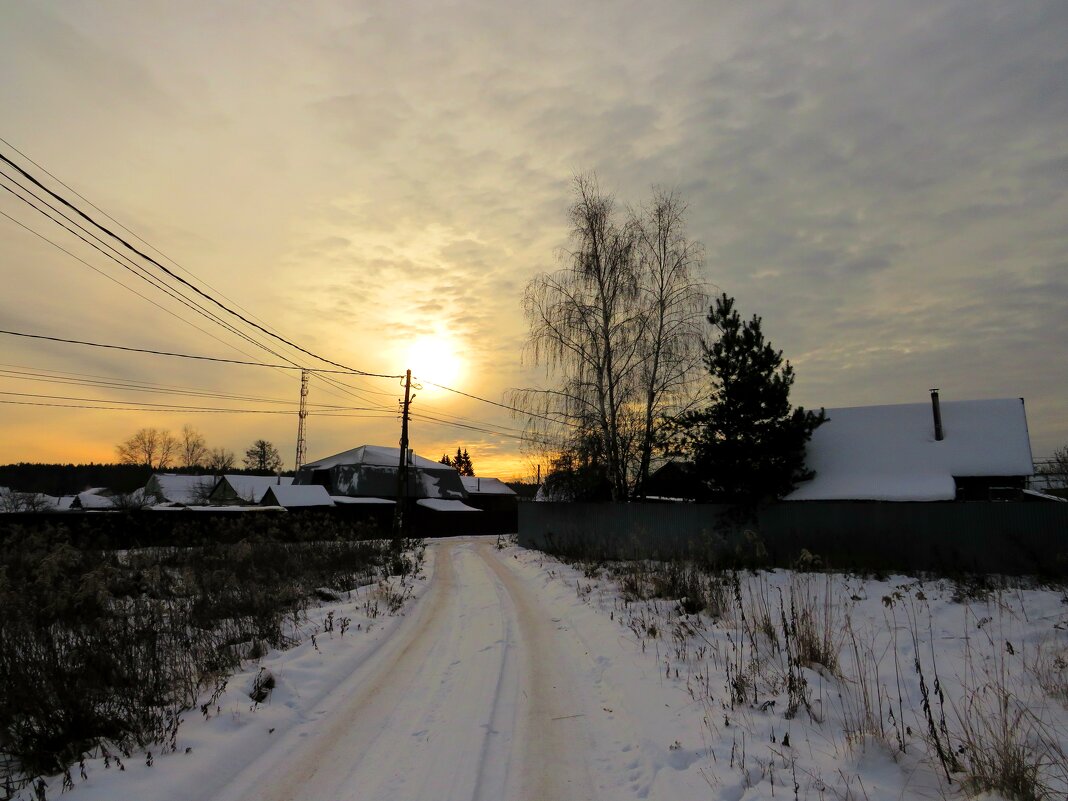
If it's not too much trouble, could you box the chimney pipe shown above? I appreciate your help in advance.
[930,388,944,441]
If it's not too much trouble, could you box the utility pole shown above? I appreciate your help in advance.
[294,369,309,471]
[393,369,413,538]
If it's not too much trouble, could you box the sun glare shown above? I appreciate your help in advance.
[405,336,464,387]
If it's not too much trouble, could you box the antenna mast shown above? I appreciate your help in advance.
[294,369,309,470]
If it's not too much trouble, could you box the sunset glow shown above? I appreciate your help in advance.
[0,1,1064,479]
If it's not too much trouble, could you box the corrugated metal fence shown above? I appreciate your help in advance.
[518,501,1068,576]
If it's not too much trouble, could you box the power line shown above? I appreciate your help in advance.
[0,398,394,417]
[0,135,330,373]
[0,365,397,411]
[0,152,400,378]
[0,388,390,414]
[0,329,384,374]
[415,377,577,428]
[1,193,345,413]
[409,410,554,446]
[0,170,305,368]
[0,208,259,355]
[0,142,372,402]
[0,141,559,445]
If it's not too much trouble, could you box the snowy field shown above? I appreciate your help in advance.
[33,537,1068,801]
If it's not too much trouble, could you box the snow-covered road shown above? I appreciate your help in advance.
[45,536,1068,801]
[210,539,598,801]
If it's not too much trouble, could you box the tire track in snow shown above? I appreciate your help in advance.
[475,542,598,801]
[210,540,530,801]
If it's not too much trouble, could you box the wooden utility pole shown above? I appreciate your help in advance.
[393,369,413,538]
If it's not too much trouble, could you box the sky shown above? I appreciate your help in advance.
[0,0,1065,480]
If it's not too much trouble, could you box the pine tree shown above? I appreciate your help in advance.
[445,447,475,476]
[440,453,453,467]
[676,293,825,505]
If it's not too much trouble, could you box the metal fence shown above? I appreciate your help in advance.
[519,501,1068,576]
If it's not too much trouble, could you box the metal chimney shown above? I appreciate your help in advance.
[930,388,944,441]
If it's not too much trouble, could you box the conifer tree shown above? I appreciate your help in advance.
[443,447,476,476]
[676,293,825,505]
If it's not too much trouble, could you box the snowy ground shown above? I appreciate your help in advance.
[36,537,1068,801]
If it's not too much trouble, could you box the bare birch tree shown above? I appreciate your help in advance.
[206,447,236,473]
[115,427,179,470]
[180,425,208,469]
[512,175,709,499]
[632,189,708,495]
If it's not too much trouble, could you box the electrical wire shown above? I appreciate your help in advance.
[0,141,563,445]
[415,377,576,428]
[0,329,366,373]
[0,398,394,417]
[0,170,306,368]
[0,366,397,411]
[0,152,401,378]
[0,135,363,386]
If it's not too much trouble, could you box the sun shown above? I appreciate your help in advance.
[405,335,464,387]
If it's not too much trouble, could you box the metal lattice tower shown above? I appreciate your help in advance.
[294,369,309,470]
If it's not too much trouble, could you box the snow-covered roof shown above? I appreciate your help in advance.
[147,474,218,505]
[459,476,516,496]
[303,445,445,471]
[75,488,116,509]
[786,398,1033,502]
[214,474,294,503]
[1022,489,1067,503]
[261,484,334,508]
[330,496,395,505]
[416,498,481,512]
[185,504,283,512]
[52,495,76,511]
[0,489,75,511]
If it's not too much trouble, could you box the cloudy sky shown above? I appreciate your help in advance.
[1,0,1065,478]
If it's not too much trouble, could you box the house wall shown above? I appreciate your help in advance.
[519,501,1068,576]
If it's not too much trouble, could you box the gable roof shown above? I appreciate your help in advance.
[212,474,294,503]
[261,484,334,508]
[147,474,218,505]
[72,487,115,509]
[416,498,481,512]
[303,445,444,471]
[786,398,1033,502]
[296,444,466,500]
[459,476,516,496]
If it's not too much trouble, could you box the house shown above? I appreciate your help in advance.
[460,475,518,531]
[260,484,334,508]
[209,474,294,505]
[294,445,467,500]
[144,474,219,506]
[786,393,1034,502]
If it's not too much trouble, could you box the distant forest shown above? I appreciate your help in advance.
[0,463,295,496]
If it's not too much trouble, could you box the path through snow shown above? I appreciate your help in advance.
[209,538,599,801]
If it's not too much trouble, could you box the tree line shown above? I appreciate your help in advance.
[514,174,825,505]
[115,426,285,473]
